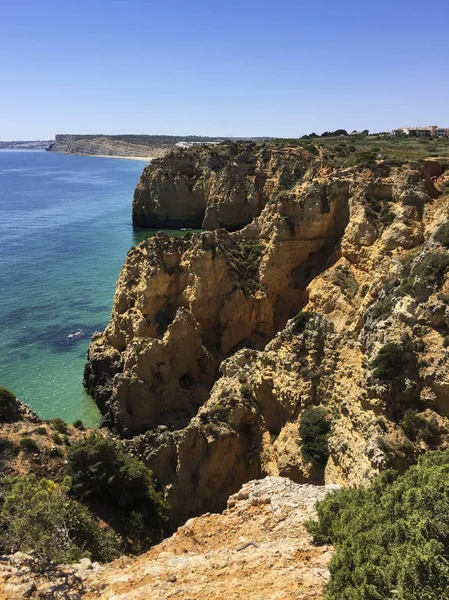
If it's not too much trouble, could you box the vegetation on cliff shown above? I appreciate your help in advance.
[0,391,169,562]
[306,449,449,600]
[67,436,169,552]
[0,475,121,563]
[299,407,332,467]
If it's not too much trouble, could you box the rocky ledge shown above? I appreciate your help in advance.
[0,477,338,600]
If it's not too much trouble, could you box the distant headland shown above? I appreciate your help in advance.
[0,140,53,150]
[46,134,268,160]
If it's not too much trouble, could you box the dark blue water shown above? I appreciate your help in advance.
[0,150,153,426]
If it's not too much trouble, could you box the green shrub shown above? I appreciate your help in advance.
[303,143,319,156]
[35,426,47,435]
[19,437,38,453]
[72,419,85,430]
[0,437,19,458]
[372,343,411,382]
[331,264,358,298]
[49,418,68,434]
[291,311,314,333]
[66,436,169,550]
[412,251,449,285]
[359,284,369,297]
[305,450,449,599]
[369,295,393,321]
[299,407,331,467]
[379,207,395,228]
[0,388,19,421]
[240,383,251,399]
[400,409,438,442]
[52,432,63,445]
[0,475,120,563]
[434,220,449,248]
[376,417,388,433]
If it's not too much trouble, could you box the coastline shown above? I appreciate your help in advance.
[90,153,154,161]
[54,152,154,161]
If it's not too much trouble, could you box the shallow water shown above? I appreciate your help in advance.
[0,150,178,426]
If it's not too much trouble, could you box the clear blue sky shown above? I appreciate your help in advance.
[1,0,448,139]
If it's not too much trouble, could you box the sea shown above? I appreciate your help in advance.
[0,150,173,427]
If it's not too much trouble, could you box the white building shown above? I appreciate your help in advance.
[393,125,449,137]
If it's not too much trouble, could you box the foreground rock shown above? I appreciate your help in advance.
[0,477,338,600]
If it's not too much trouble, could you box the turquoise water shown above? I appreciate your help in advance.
[0,150,161,426]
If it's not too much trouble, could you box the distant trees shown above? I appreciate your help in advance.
[301,129,371,139]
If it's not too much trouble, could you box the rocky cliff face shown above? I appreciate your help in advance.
[132,142,319,229]
[85,142,449,525]
[0,478,337,600]
[49,134,167,159]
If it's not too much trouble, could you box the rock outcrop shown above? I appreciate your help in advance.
[86,142,449,525]
[0,477,338,600]
[132,142,319,229]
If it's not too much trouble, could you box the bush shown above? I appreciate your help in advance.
[305,450,449,599]
[0,475,120,563]
[35,426,47,435]
[49,418,68,434]
[66,436,169,550]
[299,407,331,467]
[0,388,20,421]
[331,264,358,298]
[291,311,314,333]
[19,437,38,453]
[434,220,449,248]
[240,383,251,399]
[52,432,63,445]
[372,343,411,382]
[72,419,85,430]
[412,251,449,285]
[0,437,19,458]
[400,409,438,442]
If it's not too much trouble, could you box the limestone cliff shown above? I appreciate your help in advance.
[85,142,449,524]
[132,142,319,229]
[49,134,167,159]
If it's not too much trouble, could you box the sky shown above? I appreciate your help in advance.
[1,0,448,139]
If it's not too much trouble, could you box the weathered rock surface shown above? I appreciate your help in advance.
[132,142,319,229]
[0,477,338,600]
[86,142,449,525]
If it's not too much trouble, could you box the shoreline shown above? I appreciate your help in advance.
[89,153,154,161]
[56,152,154,161]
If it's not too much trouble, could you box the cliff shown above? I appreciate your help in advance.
[48,134,168,159]
[132,142,316,229]
[0,477,337,600]
[86,141,449,525]
[0,140,52,150]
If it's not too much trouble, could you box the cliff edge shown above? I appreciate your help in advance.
[0,477,337,600]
